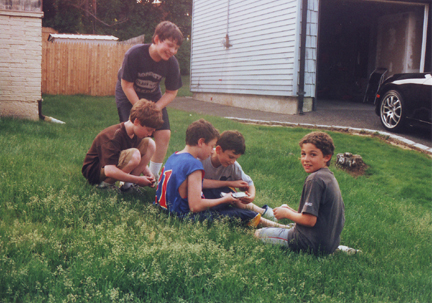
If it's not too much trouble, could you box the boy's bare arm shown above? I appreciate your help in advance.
[273,207,317,227]
[154,89,178,110]
[188,171,238,213]
[104,164,154,186]
[202,178,249,189]
[121,79,140,105]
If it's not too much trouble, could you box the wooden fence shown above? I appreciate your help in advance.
[42,42,133,96]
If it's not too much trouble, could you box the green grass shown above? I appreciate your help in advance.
[0,95,431,302]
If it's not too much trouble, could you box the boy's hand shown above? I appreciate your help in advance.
[239,192,254,204]
[230,180,249,190]
[273,207,295,220]
[222,193,240,205]
[143,167,156,187]
[136,176,155,187]
[280,204,296,212]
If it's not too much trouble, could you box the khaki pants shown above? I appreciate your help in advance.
[99,138,150,183]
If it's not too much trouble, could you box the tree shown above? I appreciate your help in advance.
[43,0,192,41]
[158,0,192,40]
[42,0,192,74]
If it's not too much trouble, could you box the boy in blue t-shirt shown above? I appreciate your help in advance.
[155,119,286,227]
[255,132,345,255]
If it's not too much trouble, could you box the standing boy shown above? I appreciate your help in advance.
[155,119,285,227]
[201,130,277,221]
[255,132,345,255]
[82,99,163,192]
[115,21,183,180]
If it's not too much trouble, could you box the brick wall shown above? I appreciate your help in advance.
[0,10,43,120]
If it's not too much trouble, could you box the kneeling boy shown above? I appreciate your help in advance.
[82,99,163,191]
[255,131,345,255]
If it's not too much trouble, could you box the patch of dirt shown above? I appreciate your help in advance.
[336,163,369,178]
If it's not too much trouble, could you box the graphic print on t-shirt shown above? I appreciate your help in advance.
[156,168,173,209]
[134,72,163,94]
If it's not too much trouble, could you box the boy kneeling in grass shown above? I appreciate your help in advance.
[201,130,278,222]
[255,131,345,255]
[82,99,163,192]
[155,119,286,228]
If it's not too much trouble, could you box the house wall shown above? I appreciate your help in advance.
[190,0,318,114]
[0,10,43,120]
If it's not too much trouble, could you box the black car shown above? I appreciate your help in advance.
[374,72,432,132]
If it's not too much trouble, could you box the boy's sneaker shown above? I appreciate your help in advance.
[262,205,278,222]
[335,245,362,255]
[247,213,262,228]
[96,181,120,193]
[119,182,146,196]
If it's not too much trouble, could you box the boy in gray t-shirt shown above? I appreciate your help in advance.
[200,130,278,222]
[255,131,345,255]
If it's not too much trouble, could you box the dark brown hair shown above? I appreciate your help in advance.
[152,21,184,46]
[129,99,163,129]
[299,131,335,166]
[217,130,246,155]
[185,119,220,146]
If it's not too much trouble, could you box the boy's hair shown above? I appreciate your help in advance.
[129,99,164,129]
[299,131,335,166]
[152,21,184,46]
[217,130,246,155]
[185,119,220,146]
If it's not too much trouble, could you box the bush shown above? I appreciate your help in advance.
[177,39,191,76]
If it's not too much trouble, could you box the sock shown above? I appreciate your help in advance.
[149,161,163,177]
[122,182,133,189]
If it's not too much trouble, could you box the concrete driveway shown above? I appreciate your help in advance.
[169,97,432,153]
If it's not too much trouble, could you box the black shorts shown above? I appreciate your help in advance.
[116,94,170,130]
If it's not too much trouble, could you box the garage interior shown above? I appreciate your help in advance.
[316,0,431,103]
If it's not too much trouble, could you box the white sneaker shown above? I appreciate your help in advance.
[262,205,278,222]
[96,181,119,193]
[336,245,362,255]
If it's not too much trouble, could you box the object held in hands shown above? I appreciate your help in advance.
[221,192,247,199]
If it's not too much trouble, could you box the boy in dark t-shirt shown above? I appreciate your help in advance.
[82,99,163,192]
[115,21,183,183]
[255,132,345,255]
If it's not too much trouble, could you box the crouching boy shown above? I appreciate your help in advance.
[82,99,163,192]
[155,119,285,227]
[255,131,345,255]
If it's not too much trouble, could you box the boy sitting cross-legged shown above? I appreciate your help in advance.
[255,131,346,255]
[82,99,163,192]
[155,119,286,227]
[201,130,278,222]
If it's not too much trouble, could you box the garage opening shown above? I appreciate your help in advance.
[316,0,431,103]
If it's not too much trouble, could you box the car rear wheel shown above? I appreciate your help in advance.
[380,90,405,132]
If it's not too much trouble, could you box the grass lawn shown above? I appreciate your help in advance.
[0,95,431,302]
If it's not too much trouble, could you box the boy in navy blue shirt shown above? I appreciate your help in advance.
[116,21,183,186]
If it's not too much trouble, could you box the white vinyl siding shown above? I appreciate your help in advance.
[191,0,301,97]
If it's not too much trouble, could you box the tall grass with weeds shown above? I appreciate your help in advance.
[0,95,430,302]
